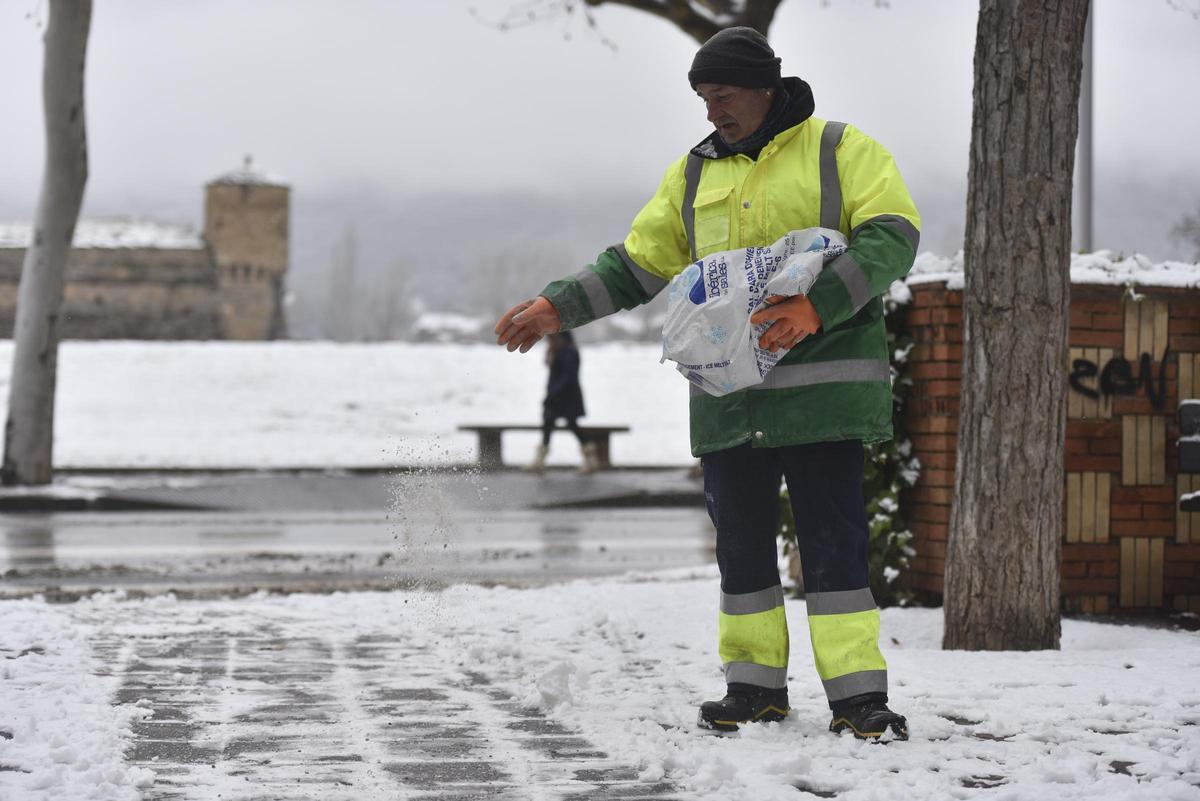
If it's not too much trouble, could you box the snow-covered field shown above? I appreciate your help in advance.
[5,243,1200,473]
[0,340,693,470]
[2,570,1199,800]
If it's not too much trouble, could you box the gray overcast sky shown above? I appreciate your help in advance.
[1,0,1199,261]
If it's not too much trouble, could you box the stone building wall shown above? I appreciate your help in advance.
[0,169,289,340]
[0,246,222,339]
[901,280,1200,615]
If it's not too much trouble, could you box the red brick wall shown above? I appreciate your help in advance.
[901,282,1200,614]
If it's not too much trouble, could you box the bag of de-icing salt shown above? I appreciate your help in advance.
[660,228,848,397]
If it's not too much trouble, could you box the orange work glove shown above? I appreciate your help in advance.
[749,294,823,353]
[494,296,562,353]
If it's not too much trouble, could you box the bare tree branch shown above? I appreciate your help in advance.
[479,0,787,45]
[1164,0,1200,20]
[583,0,723,41]
[586,0,788,40]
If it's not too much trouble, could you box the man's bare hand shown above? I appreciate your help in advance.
[494,296,562,353]
[749,294,823,353]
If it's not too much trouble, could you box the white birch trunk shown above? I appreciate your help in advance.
[2,0,92,486]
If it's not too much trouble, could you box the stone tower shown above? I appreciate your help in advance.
[204,157,290,340]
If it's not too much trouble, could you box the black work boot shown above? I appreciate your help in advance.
[697,685,789,732]
[829,700,908,741]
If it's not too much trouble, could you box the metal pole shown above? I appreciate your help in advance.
[1077,4,1094,252]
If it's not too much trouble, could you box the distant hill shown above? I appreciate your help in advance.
[1,169,1194,341]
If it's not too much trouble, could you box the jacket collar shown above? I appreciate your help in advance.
[690,76,815,161]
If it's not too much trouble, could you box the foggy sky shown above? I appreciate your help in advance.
[1,0,1198,269]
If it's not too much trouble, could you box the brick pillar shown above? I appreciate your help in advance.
[900,281,1200,614]
[901,284,962,598]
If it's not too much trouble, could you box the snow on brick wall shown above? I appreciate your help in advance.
[906,250,1200,291]
[900,274,1200,615]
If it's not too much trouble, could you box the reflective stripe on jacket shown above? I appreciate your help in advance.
[540,117,920,455]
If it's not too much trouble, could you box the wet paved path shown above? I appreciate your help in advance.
[1,469,711,601]
[5,471,706,797]
[90,606,683,801]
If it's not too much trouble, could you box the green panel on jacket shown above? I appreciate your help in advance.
[541,248,654,330]
[690,380,893,457]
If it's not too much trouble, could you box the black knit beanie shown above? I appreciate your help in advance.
[688,27,782,89]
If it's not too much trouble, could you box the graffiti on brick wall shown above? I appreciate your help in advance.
[1069,347,1171,411]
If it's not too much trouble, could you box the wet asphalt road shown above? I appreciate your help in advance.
[0,468,713,599]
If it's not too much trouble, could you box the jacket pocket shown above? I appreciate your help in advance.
[692,186,734,255]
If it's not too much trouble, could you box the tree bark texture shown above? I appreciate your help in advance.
[943,0,1089,650]
[2,0,92,486]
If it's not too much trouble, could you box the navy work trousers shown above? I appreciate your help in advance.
[702,439,871,596]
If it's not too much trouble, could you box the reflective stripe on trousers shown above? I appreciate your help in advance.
[719,585,789,689]
[806,588,888,702]
[703,440,888,705]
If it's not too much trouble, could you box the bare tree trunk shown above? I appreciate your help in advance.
[943,0,1089,650]
[2,0,92,486]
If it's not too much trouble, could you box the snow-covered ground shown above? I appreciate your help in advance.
[2,570,1199,800]
[3,249,1199,798]
[0,340,692,470]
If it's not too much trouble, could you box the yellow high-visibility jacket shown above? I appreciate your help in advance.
[542,114,920,456]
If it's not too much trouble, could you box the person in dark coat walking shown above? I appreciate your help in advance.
[530,332,599,473]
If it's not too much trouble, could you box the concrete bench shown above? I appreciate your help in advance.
[458,424,630,470]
